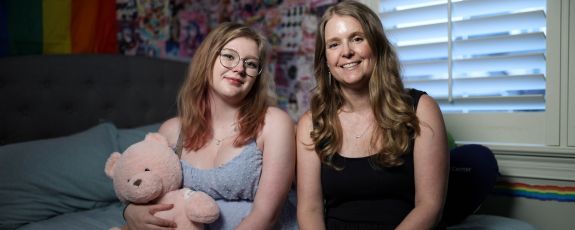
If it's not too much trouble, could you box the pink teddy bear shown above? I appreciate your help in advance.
[105,133,219,230]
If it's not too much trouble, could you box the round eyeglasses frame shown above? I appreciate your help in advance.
[218,48,262,78]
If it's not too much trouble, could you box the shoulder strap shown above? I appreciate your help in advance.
[408,88,427,111]
[175,129,183,159]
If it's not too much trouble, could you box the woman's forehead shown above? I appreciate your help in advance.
[222,37,259,58]
[324,15,363,40]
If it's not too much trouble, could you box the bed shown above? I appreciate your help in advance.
[0,54,537,230]
[0,54,188,230]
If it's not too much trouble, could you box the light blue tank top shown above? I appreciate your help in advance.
[180,141,297,230]
[181,141,262,200]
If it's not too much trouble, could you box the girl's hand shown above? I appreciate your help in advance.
[124,203,177,230]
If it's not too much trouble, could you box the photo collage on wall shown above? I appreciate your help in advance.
[116,0,337,121]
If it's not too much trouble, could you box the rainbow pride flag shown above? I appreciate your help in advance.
[494,182,575,202]
[0,0,117,57]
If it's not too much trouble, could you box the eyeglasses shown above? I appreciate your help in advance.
[219,48,262,78]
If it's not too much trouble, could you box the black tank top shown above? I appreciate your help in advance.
[321,89,426,230]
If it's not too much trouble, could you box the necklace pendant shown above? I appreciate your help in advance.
[355,135,360,139]
[215,139,222,145]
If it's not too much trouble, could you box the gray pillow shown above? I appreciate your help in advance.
[0,123,120,229]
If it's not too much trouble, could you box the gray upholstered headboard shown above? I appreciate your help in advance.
[0,54,188,145]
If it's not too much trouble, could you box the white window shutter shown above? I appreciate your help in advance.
[380,0,546,113]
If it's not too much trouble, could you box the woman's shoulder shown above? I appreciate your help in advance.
[261,107,295,137]
[414,94,442,122]
[264,106,294,125]
[158,117,181,146]
[260,107,295,148]
[406,88,427,102]
[406,88,439,110]
[296,111,312,126]
[417,94,440,109]
[159,117,181,131]
[295,111,313,138]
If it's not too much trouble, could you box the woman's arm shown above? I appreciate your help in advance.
[296,112,326,230]
[123,203,177,229]
[396,94,449,230]
[236,107,296,230]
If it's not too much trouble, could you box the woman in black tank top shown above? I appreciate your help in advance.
[296,1,449,229]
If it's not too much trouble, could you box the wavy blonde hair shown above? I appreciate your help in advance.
[178,22,271,150]
[311,1,420,168]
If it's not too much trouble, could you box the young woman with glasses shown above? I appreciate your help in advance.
[123,22,297,230]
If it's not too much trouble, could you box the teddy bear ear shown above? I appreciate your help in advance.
[104,152,122,178]
[144,133,170,146]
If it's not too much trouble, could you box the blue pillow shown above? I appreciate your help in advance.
[17,202,125,230]
[117,123,161,152]
[443,144,499,225]
[0,123,120,229]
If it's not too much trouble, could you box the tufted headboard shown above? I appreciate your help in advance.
[0,54,188,145]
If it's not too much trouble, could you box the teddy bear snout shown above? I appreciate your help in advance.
[124,173,164,203]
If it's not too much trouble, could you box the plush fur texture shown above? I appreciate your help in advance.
[105,133,219,230]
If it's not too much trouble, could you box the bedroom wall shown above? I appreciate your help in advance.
[2,0,340,122]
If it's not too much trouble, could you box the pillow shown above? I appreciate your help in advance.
[449,214,537,230]
[0,123,120,229]
[17,202,125,230]
[443,144,500,226]
[117,123,162,152]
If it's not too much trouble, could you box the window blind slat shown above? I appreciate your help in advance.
[406,74,545,98]
[380,0,435,12]
[437,95,545,113]
[396,42,447,61]
[382,3,446,28]
[451,0,545,19]
[386,23,447,45]
[452,74,545,97]
[452,10,546,38]
[402,61,448,79]
[453,32,546,58]
[453,53,546,77]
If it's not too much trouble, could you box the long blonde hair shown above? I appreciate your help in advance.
[311,1,420,168]
[178,22,271,150]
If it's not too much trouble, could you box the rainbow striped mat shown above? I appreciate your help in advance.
[494,182,575,202]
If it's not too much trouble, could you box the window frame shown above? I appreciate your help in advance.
[569,0,575,147]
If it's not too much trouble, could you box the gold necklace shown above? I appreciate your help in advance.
[214,138,225,146]
[214,122,238,146]
[353,122,372,139]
